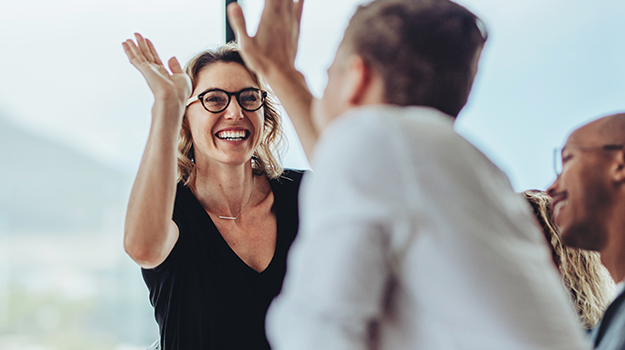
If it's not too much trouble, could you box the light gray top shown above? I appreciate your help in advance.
[267,105,590,350]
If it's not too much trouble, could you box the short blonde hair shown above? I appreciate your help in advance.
[523,190,615,329]
[177,43,284,185]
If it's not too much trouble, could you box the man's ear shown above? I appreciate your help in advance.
[341,55,377,106]
[611,150,625,183]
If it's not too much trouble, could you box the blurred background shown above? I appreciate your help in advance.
[0,0,623,348]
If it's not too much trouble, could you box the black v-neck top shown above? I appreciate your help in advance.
[142,170,304,350]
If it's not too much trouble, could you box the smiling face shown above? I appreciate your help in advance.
[547,122,616,251]
[185,62,264,169]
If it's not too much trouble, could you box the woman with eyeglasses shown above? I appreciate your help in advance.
[122,33,304,350]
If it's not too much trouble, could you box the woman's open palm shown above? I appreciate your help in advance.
[122,33,191,106]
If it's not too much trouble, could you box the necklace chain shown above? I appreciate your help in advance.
[213,176,255,220]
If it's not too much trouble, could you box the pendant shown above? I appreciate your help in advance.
[218,216,237,220]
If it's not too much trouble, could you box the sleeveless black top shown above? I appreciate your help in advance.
[142,170,304,350]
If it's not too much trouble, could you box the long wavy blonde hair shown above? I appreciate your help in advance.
[177,43,284,185]
[523,190,615,329]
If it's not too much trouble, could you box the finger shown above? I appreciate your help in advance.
[168,57,184,74]
[146,39,164,66]
[294,0,304,25]
[265,0,290,15]
[227,3,251,43]
[122,40,147,68]
[122,41,134,61]
[135,33,155,63]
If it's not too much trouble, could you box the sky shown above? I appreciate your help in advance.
[0,0,623,191]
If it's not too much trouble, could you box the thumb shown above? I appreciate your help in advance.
[168,57,184,74]
[294,0,305,25]
[227,3,251,44]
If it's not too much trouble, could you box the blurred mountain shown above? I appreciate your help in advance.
[0,114,132,234]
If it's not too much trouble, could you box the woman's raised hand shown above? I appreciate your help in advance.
[123,34,186,269]
[122,33,191,106]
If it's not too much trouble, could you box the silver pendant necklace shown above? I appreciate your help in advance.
[216,176,256,220]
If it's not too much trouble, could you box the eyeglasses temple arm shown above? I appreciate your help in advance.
[186,95,199,107]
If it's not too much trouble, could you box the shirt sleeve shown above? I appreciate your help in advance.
[266,114,412,350]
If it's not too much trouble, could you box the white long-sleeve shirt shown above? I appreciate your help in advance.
[266,106,590,350]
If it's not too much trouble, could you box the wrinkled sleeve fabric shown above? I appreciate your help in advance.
[266,113,412,350]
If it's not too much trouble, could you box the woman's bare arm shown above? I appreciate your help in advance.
[122,34,191,269]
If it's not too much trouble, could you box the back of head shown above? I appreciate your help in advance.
[523,190,615,329]
[344,0,487,117]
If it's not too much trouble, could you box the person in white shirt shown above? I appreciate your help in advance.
[548,113,625,350]
[227,0,591,348]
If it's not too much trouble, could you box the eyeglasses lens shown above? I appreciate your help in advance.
[238,90,263,111]
[553,148,562,176]
[202,91,229,112]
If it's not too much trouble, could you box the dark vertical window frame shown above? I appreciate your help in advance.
[225,0,238,43]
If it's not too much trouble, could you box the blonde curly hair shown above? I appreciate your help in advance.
[523,190,615,329]
[177,43,284,185]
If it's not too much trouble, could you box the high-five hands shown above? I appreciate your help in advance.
[122,33,191,108]
[227,0,304,78]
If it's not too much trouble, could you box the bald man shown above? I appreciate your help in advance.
[548,113,625,350]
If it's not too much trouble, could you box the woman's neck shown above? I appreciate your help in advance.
[191,160,256,218]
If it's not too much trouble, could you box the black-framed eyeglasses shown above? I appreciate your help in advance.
[553,144,624,177]
[186,88,267,113]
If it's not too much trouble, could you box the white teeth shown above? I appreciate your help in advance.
[217,130,248,141]
[553,200,566,218]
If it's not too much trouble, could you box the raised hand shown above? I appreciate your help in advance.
[122,33,191,107]
[227,0,304,78]
[227,0,318,159]
[122,34,186,269]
